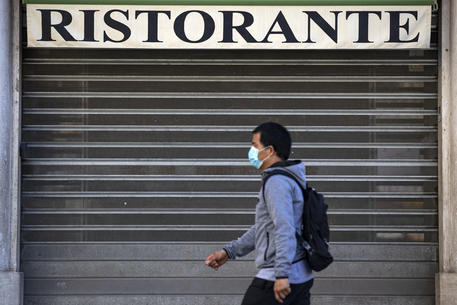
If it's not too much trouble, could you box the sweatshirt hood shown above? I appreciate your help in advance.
[263,160,306,188]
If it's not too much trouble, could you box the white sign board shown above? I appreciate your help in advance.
[26,5,431,49]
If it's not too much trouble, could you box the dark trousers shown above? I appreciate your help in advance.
[241,277,314,305]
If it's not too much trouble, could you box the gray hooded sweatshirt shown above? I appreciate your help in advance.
[224,160,314,280]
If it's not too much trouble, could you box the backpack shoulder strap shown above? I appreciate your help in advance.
[261,169,305,202]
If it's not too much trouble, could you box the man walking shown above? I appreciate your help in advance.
[205,122,314,305]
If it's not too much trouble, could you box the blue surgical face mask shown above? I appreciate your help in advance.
[248,146,271,169]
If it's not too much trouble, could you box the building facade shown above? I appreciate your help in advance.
[1,0,456,304]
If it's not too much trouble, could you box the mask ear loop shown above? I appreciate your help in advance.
[260,145,274,163]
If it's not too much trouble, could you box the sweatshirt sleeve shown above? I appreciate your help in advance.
[223,224,256,259]
[264,175,297,279]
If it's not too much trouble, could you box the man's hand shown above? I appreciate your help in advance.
[274,278,291,303]
[205,249,229,270]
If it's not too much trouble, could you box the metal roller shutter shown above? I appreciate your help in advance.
[20,11,439,305]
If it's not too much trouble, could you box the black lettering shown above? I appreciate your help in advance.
[135,10,171,43]
[174,10,215,43]
[386,11,420,43]
[261,11,299,43]
[80,10,99,42]
[219,11,258,43]
[103,9,131,43]
[37,9,76,41]
[346,11,382,43]
[303,11,341,43]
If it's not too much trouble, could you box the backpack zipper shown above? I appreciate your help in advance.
[264,232,270,261]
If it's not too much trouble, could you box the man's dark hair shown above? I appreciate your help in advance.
[252,122,291,160]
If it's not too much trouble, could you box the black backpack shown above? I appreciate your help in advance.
[262,169,333,272]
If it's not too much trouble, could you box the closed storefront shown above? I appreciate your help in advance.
[19,2,439,305]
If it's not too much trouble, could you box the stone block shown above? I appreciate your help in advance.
[0,272,23,305]
[436,273,457,305]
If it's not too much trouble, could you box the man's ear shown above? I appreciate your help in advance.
[269,145,277,156]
